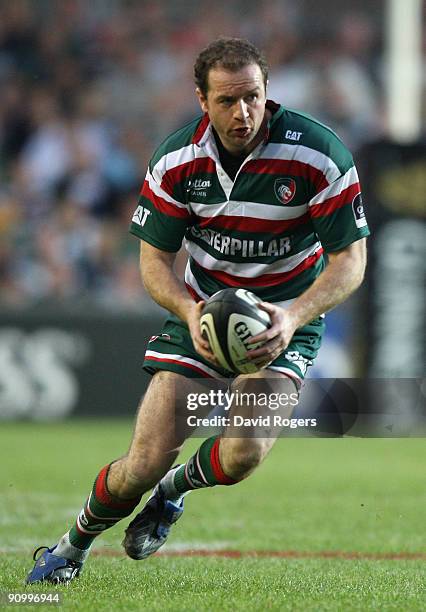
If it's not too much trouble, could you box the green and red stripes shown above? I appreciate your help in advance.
[309,165,361,217]
[173,436,236,495]
[311,206,369,252]
[193,248,323,289]
[209,437,236,485]
[149,115,205,168]
[144,349,222,379]
[130,100,370,297]
[161,157,217,197]
[197,211,311,234]
[243,157,329,192]
[191,113,211,144]
[310,182,360,219]
[140,179,189,220]
[69,464,141,550]
[185,255,325,303]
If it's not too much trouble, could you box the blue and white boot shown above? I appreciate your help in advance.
[122,479,185,560]
[26,546,82,585]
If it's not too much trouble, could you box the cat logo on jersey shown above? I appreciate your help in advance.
[274,178,296,204]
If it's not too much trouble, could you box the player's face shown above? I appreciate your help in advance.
[196,63,267,156]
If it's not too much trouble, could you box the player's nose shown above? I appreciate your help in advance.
[233,100,249,121]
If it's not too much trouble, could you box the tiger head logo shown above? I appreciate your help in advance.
[274,178,296,204]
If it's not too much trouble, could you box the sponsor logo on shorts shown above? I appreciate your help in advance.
[149,334,171,343]
[284,351,312,376]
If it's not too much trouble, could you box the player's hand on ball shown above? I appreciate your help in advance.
[247,302,298,367]
[186,301,219,366]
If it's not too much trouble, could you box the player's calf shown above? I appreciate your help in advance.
[219,437,272,481]
[107,453,175,499]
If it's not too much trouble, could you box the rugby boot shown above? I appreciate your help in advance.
[26,546,82,585]
[122,483,184,560]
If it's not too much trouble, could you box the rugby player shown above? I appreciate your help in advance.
[27,37,369,584]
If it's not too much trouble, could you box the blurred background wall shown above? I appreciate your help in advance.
[0,0,424,419]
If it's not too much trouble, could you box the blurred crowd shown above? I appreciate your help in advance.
[0,0,385,310]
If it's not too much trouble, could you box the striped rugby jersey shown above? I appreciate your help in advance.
[130,100,369,304]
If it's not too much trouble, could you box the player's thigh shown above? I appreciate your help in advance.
[127,370,211,471]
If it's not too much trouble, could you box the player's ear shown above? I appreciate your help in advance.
[196,87,208,113]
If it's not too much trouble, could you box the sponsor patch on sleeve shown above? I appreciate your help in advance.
[352,193,367,228]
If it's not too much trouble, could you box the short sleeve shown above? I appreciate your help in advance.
[308,163,370,252]
[129,166,191,252]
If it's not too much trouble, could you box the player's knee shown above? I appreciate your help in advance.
[221,440,266,480]
[151,369,185,389]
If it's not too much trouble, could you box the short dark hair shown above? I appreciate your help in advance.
[194,37,269,97]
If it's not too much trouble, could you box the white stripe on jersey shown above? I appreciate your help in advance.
[185,261,297,308]
[308,165,359,208]
[150,137,341,191]
[184,263,210,300]
[189,199,308,220]
[146,169,188,209]
[185,263,298,306]
[145,350,221,378]
[151,145,209,182]
[187,242,322,278]
[260,143,341,184]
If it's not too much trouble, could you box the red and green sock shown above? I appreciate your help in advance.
[54,438,236,562]
[54,463,141,561]
[161,436,237,501]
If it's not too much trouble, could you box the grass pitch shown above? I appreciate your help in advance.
[0,420,425,610]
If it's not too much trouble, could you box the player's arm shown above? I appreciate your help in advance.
[139,241,217,364]
[248,238,367,364]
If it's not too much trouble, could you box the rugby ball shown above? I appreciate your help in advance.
[199,288,271,374]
